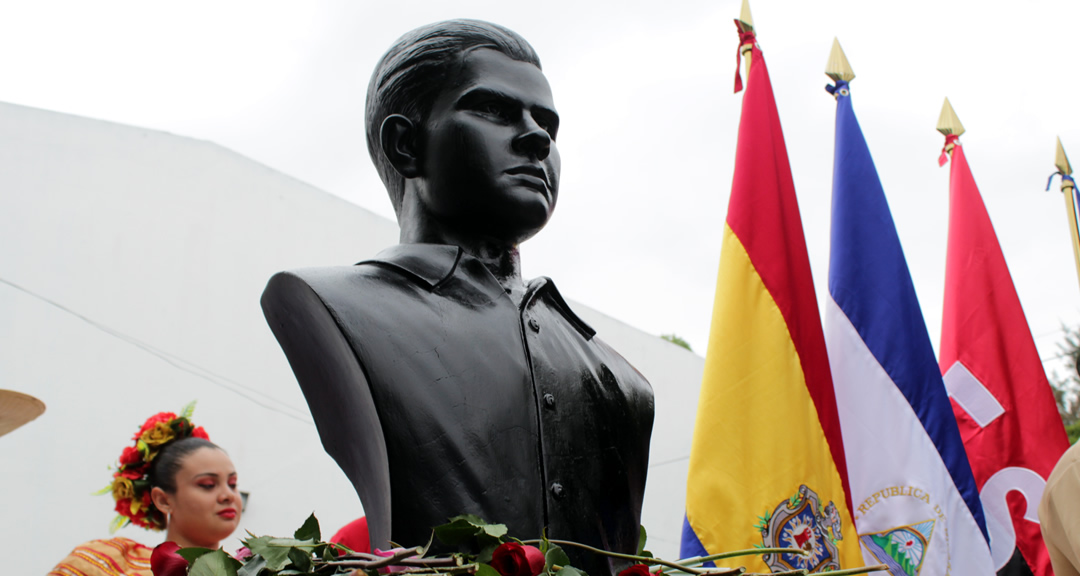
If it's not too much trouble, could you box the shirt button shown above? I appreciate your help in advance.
[528,318,540,332]
[550,482,564,498]
[543,393,556,409]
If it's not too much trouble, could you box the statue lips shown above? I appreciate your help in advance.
[505,165,549,196]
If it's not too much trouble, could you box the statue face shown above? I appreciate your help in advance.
[417,48,560,245]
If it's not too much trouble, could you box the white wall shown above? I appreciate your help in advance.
[0,101,702,573]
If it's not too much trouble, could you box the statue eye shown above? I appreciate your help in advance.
[476,101,513,121]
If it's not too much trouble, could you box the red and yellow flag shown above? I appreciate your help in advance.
[680,23,861,573]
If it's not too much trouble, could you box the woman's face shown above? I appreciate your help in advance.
[159,446,241,548]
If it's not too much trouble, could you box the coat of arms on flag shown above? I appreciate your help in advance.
[859,521,936,576]
[756,485,843,572]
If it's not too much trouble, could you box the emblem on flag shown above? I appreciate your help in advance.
[859,520,935,576]
[757,485,842,572]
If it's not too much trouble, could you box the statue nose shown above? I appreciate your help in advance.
[513,121,551,161]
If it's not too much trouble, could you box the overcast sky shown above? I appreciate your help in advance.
[3,0,1079,375]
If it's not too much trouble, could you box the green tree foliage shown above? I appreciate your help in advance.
[1050,325,1080,444]
[660,334,692,352]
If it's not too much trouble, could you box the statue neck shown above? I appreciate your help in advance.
[398,212,525,302]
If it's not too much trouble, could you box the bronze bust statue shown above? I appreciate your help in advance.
[261,20,654,575]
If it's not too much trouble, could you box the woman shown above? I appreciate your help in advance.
[49,404,242,575]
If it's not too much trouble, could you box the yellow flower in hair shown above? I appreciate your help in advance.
[112,477,134,501]
[141,421,175,447]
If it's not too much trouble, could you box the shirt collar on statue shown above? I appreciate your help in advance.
[358,243,595,341]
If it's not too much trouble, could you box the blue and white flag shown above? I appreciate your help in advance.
[823,79,994,576]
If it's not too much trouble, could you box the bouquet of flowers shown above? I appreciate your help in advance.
[150,514,885,576]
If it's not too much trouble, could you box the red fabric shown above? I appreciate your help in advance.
[150,542,188,576]
[724,41,854,519]
[330,516,371,554]
[939,143,1070,576]
[732,21,755,94]
[939,134,959,167]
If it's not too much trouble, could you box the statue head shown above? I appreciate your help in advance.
[366,20,559,246]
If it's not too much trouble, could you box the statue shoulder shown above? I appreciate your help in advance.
[263,264,405,312]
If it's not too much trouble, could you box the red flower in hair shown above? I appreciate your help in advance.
[115,497,132,515]
[134,412,177,439]
[192,426,209,440]
[119,468,144,480]
[119,446,141,466]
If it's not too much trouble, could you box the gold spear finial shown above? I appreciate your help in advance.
[937,98,965,137]
[1056,137,1073,176]
[825,38,855,82]
[739,0,754,32]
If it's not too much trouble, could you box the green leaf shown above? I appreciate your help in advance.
[478,543,498,564]
[180,400,197,421]
[108,515,126,534]
[244,536,293,571]
[188,549,242,576]
[434,516,485,546]
[557,566,586,576]
[637,525,648,556]
[476,563,502,576]
[236,555,267,576]
[416,531,435,557]
[177,547,215,564]
[294,513,322,542]
[545,545,571,572]
[288,547,313,572]
[482,523,508,539]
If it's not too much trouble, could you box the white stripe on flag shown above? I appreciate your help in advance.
[825,297,993,576]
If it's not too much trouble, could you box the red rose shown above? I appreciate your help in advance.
[135,412,177,439]
[119,446,142,466]
[151,541,190,576]
[119,467,144,480]
[618,565,658,576]
[490,542,545,576]
[115,497,132,515]
[191,426,209,440]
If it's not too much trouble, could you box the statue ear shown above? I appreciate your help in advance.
[380,114,420,178]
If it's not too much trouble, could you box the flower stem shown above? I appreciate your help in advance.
[674,548,808,566]
[520,540,708,574]
[814,564,887,576]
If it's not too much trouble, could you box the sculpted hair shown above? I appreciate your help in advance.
[365,19,542,216]
[148,437,221,494]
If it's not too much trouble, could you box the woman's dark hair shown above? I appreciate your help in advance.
[148,437,221,493]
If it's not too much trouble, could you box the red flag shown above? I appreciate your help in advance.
[940,142,1070,575]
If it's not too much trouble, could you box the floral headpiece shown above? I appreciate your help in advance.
[104,401,209,532]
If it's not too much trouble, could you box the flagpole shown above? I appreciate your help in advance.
[1051,138,1080,291]
[737,0,754,78]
